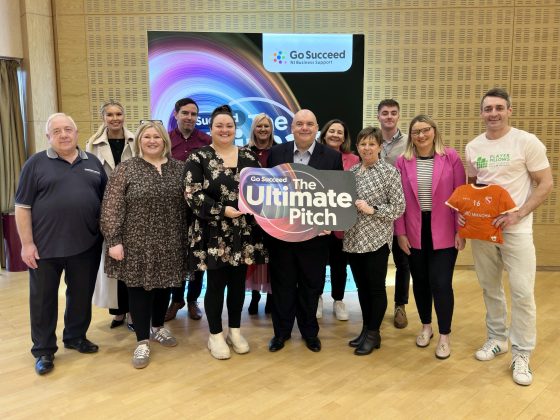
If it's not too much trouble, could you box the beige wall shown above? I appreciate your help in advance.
[49,0,559,267]
[19,0,58,154]
[0,0,23,58]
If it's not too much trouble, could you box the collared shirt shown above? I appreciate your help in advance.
[169,127,212,161]
[293,141,317,165]
[381,129,407,167]
[343,160,405,253]
[15,147,107,258]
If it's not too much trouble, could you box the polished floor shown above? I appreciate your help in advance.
[1,267,559,419]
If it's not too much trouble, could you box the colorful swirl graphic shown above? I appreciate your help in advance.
[148,32,300,144]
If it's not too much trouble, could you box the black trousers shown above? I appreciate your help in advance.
[109,279,129,316]
[29,240,102,357]
[409,211,458,335]
[391,235,411,305]
[169,271,204,303]
[127,287,170,342]
[347,244,390,331]
[204,265,247,334]
[269,237,328,339]
[326,234,348,301]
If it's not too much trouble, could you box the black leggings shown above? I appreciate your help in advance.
[347,244,390,331]
[205,265,248,334]
[408,212,457,335]
[127,287,169,341]
[326,235,348,301]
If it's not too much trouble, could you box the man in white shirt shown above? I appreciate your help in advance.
[465,88,553,386]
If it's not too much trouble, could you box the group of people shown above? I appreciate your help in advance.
[14,88,552,387]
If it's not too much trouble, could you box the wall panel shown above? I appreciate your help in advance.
[52,0,559,266]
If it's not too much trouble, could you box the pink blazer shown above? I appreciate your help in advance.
[394,147,466,250]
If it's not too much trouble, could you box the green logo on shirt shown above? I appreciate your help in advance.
[475,156,488,169]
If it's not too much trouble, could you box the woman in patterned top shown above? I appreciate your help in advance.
[100,121,188,369]
[343,127,405,356]
[184,105,268,360]
[394,115,466,360]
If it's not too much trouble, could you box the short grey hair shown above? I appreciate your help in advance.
[45,113,78,134]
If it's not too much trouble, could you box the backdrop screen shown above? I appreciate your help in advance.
[148,32,365,145]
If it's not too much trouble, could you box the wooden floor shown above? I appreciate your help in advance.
[1,268,560,419]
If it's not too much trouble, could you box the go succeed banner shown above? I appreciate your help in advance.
[238,163,357,242]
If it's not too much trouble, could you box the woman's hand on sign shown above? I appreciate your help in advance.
[225,206,243,218]
[109,244,125,261]
[318,230,332,236]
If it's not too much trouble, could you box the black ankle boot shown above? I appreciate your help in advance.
[264,293,272,314]
[348,325,368,348]
[248,290,261,315]
[354,330,381,355]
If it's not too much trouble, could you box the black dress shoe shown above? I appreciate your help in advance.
[349,325,368,348]
[110,318,124,328]
[64,338,99,354]
[305,336,322,352]
[35,354,54,375]
[269,336,290,352]
[127,322,135,332]
[354,330,381,355]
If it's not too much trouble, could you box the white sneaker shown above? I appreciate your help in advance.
[226,328,250,354]
[132,340,150,369]
[150,327,177,347]
[511,353,533,386]
[208,332,231,360]
[316,295,323,319]
[475,338,508,361]
[333,300,349,321]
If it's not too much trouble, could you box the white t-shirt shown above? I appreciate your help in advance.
[465,127,549,233]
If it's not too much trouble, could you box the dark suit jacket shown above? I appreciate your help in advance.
[267,141,344,171]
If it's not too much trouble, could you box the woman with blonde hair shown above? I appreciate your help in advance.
[101,121,188,369]
[87,100,135,330]
[246,113,276,315]
[394,114,466,360]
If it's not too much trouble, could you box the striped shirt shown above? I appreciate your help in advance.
[416,157,434,211]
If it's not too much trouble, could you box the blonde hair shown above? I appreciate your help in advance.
[90,100,127,142]
[403,114,446,160]
[248,113,275,149]
[134,121,171,158]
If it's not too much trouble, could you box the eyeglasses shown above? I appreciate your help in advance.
[411,126,433,137]
[139,119,164,125]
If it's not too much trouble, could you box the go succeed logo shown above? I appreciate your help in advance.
[263,34,353,73]
[238,163,357,242]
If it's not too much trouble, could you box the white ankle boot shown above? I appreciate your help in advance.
[226,328,250,354]
[208,332,231,360]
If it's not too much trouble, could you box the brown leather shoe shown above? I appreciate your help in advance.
[164,301,185,322]
[187,301,202,320]
[394,305,408,329]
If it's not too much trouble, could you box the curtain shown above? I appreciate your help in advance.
[0,59,26,267]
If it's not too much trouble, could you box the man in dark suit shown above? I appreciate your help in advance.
[267,109,343,353]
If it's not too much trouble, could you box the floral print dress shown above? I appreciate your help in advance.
[184,145,268,271]
[100,157,188,290]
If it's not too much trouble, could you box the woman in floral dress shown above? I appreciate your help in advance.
[184,105,268,360]
[101,121,188,369]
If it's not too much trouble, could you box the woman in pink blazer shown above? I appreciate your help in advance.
[394,115,466,360]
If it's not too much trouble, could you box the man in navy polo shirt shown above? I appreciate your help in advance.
[165,97,211,322]
[15,113,107,375]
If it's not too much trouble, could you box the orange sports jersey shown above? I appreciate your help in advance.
[445,184,518,244]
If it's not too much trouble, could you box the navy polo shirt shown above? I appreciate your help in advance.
[15,147,107,258]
